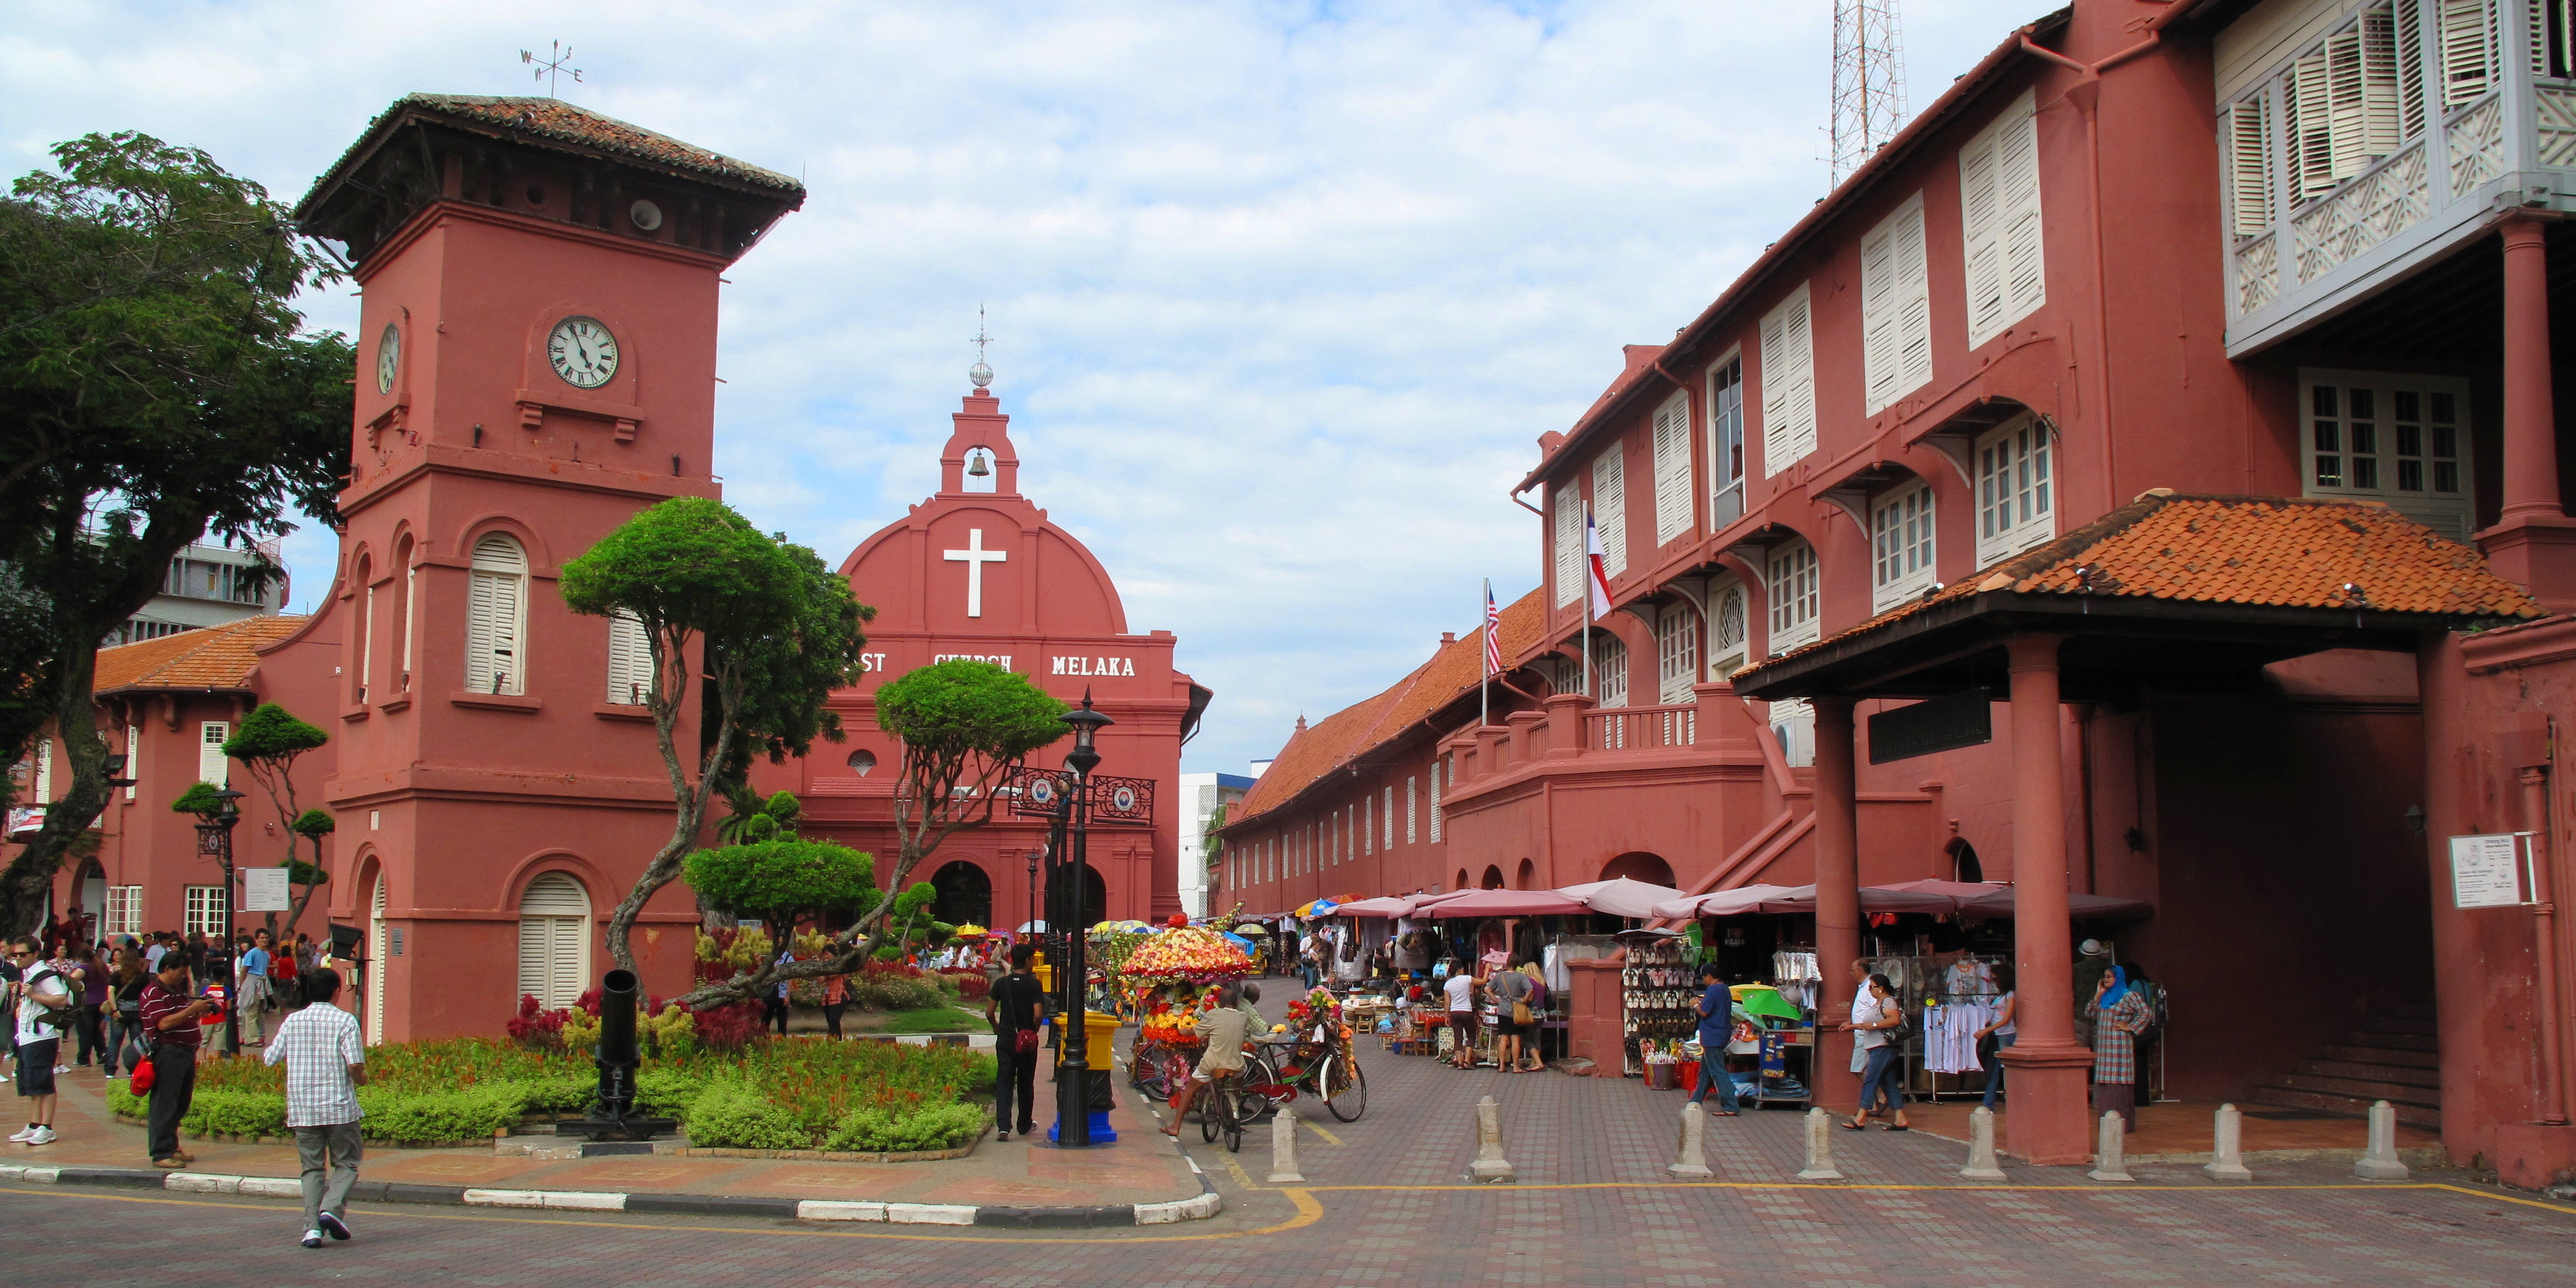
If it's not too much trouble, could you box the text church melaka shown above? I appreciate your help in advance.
[8,95,1204,1043]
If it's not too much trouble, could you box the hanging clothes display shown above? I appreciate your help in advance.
[1922,998,1995,1074]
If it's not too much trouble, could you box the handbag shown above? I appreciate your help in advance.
[1880,1002,1915,1045]
[1511,1000,1533,1026]
[130,1054,156,1093]
[1014,1027,1040,1055]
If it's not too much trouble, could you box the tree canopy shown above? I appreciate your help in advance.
[870,659,1068,932]
[222,702,332,933]
[682,838,880,929]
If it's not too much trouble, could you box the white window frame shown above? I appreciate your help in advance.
[1871,482,1939,612]
[2299,368,2475,540]
[1758,284,1818,474]
[1707,580,1749,680]
[198,721,230,787]
[606,610,652,706]
[1552,483,1584,607]
[1406,776,1418,845]
[1860,191,1933,414]
[1706,354,1746,529]
[184,884,229,939]
[1974,415,2056,565]
[1383,786,1394,849]
[1588,631,1630,709]
[124,723,139,800]
[1651,391,1695,546]
[106,885,142,938]
[1656,604,1702,706]
[1429,760,1444,842]
[1592,444,1628,577]
[1766,540,1822,653]
[1960,89,2046,349]
[467,533,530,696]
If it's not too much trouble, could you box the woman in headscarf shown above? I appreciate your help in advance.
[2085,966,2152,1131]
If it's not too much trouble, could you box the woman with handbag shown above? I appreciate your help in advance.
[1838,973,1912,1131]
[1490,959,1535,1073]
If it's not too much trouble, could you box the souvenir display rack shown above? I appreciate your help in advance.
[1620,935,1698,1076]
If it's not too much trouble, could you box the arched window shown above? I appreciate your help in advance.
[930,860,993,928]
[351,554,373,702]
[1709,581,1748,679]
[1514,858,1536,890]
[605,611,651,706]
[394,535,416,692]
[467,534,530,695]
[1480,865,1505,890]
[516,872,591,1010]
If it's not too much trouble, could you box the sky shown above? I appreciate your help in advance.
[5,0,2034,777]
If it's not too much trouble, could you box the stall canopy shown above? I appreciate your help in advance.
[1424,889,1585,919]
[1325,896,1416,918]
[1648,880,2152,922]
[1553,877,1685,919]
[1746,884,1965,916]
[1958,888,2152,921]
[1651,884,1805,919]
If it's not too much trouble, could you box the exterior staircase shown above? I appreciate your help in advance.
[2248,1005,2441,1130]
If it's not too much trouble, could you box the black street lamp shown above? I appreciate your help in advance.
[1025,848,1043,942]
[1052,692,1113,1147]
[192,787,244,1053]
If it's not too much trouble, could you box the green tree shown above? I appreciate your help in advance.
[682,838,880,930]
[222,702,331,935]
[716,788,804,846]
[874,660,1068,925]
[0,132,350,936]
[559,498,869,977]
[705,542,874,792]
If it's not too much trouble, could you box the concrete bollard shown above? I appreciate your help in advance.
[2088,1111,2134,1182]
[1796,1107,1845,1181]
[1959,1105,2006,1180]
[1469,1095,1516,1184]
[1266,1105,1306,1184]
[2203,1103,2253,1182]
[2354,1100,2410,1180]
[1668,1100,1713,1178]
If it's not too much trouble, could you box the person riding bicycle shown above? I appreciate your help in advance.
[1163,981,1251,1136]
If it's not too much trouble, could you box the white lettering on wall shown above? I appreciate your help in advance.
[932,653,1014,668]
[1049,656,1136,677]
[856,653,890,673]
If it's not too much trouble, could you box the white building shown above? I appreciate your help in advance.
[1178,769,1258,918]
[108,537,289,645]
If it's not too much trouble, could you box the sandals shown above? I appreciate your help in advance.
[1884,1124,1910,1132]
[1841,1119,1868,1131]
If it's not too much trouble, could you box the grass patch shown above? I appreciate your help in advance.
[874,1005,991,1034]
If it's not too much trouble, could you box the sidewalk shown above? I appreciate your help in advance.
[4,1059,1212,1225]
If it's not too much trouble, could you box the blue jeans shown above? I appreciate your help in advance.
[1983,1032,2015,1109]
[1688,1046,1740,1111]
[1859,1043,1906,1115]
[106,1010,147,1077]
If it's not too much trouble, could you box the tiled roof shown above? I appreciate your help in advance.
[300,94,802,216]
[92,616,309,694]
[1734,492,2543,684]
[1228,590,1546,828]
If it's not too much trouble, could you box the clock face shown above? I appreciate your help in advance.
[547,315,620,389]
[374,323,400,395]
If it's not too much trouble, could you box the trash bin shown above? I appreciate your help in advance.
[1083,1010,1120,1068]
[1676,1059,1700,1090]
[1644,1060,1679,1090]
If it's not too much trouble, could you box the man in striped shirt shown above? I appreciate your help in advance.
[138,952,211,1168]
[264,968,366,1248]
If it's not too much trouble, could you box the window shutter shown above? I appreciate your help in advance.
[1429,761,1443,842]
[1863,194,1931,414]
[2362,8,2403,156]
[1592,445,1627,576]
[1994,99,2045,330]
[1651,393,1694,545]
[2222,96,2274,237]
[2440,0,2495,106]
[1959,131,2003,340]
[124,723,139,799]
[2398,0,2430,135]
[369,876,387,1042]
[467,534,527,695]
[1758,284,1815,473]
[2328,30,2370,182]
[33,737,51,803]
[1384,786,1394,849]
[606,611,652,705]
[1860,218,1899,410]
[1656,607,1700,705]
[1406,777,1418,844]
[519,873,590,1010]
[1553,485,1584,606]
[198,722,230,786]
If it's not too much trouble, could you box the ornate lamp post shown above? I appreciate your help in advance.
[193,787,244,1052]
[1026,848,1043,941]
[1052,693,1113,1147]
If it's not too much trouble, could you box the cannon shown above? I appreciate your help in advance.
[555,969,680,1142]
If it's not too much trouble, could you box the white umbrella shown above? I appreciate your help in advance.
[1554,877,1685,919]
[1650,883,1805,919]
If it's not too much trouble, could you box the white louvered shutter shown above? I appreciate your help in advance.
[2441,0,2495,107]
[368,876,386,1044]
[1553,484,1584,607]
[198,722,230,786]
[605,611,652,705]
[2362,8,2403,155]
[2327,29,2369,183]
[1862,193,1931,414]
[1656,607,1700,705]
[517,873,591,1010]
[1962,92,2044,348]
[1651,393,1694,545]
[1429,761,1443,842]
[33,738,51,803]
[1758,284,1816,473]
[466,534,527,695]
[2398,0,2430,135]
[2222,96,2274,237]
[1592,445,1627,576]
[124,723,138,799]
[1384,786,1394,849]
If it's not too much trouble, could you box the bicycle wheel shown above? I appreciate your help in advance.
[1198,1078,1219,1143]
[1321,1052,1368,1122]
[1220,1085,1244,1153]
[1238,1051,1281,1121]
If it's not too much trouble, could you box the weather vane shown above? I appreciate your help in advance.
[969,304,995,389]
[520,41,583,97]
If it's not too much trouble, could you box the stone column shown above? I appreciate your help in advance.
[1541,693,1593,760]
[2478,215,2576,612]
[1999,634,2094,1165]
[1811,695,1862,1113]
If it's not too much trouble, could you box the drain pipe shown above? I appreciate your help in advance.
[2523,763,2568,1125]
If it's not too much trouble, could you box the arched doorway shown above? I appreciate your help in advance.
[1480,865,1505,890]
[1514,858,1536,890]
[1045,862,1111,929]
[1454,869,1469,892]
[930,860,993,928]
[517,872,591,1010]
[1600,852,1675,886]
[1950,839,1984,884]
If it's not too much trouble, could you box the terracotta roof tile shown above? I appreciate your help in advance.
[92,615,308,694]
[1735,493,2542,685]
[1228,591,1545,827]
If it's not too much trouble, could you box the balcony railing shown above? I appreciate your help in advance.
[1583,703,1697,751]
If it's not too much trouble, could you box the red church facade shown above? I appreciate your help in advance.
[1225,0,2576,1186]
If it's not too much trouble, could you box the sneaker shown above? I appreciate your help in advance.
[153,1156,187,1169]
[319,1211,351,1241]
[995,1130,1009,1142]
[52,1065,68,1075]
[6,1127,32,1143]
[300,1230,324,1249]
[26,1126,54,1145]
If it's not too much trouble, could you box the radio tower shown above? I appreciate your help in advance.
[1830,0,1909,186]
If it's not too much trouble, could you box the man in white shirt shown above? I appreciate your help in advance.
[262,967,366,1249]
[9,938,71,1144]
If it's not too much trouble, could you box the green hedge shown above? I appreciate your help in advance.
[824,1101,988,1153]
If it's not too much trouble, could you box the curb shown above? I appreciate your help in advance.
[0,1162,1220,1228]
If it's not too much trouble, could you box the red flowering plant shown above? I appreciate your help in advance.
[505,995,572,1049]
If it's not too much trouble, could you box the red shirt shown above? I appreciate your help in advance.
[138,980,201,1051]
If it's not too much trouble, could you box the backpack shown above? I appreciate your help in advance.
[23,968,78,1034]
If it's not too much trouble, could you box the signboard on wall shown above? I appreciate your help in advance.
[2449,834,2529,909]
[241,867,292,912]
[1868,690,1993,764]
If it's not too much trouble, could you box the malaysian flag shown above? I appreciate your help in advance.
[1482,581,1502,677]
[1584,506,1614,621]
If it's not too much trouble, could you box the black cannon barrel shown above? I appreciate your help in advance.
[556,967,674,1141]
[597,968,640,1072]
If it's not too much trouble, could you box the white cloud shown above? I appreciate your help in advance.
[7,0,2036,775]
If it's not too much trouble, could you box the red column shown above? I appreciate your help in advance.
[2478,215,2576,611]
[1811,695,1862,1112]
[1998,634,2094,1165]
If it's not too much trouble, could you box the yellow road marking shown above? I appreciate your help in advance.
[1216,1149,1258,1189]
[0,1184,1317,1244]
[1305,1124,1343,1147]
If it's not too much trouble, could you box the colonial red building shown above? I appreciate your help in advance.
[1223,0,2576,1186]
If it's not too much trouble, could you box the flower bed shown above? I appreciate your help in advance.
[107,1035,995,1152]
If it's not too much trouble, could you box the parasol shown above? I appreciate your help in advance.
[1555,877,1685,919]
[1958,888,2154,921]
[952,923,989,939]
[1651,883,1804,919]
[1730,983,1806,1022]
[1323,896,1414,917]
[1424,888,1584,918]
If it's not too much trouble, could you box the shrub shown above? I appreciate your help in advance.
[183,1089,289,1138]
[358,1085,529,1143]
[690,1000,763,1050]
[852,975,943,1012]
[825,1101,986,1153]
[635,1068,709,1116]
[683,1080,811,1151]
[939,970,991,1002]
[506,994,571,1048]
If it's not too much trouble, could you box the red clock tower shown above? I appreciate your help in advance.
[293,96,803,1040]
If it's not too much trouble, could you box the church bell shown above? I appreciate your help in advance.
[967,450,991,478]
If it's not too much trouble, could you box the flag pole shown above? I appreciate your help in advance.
[1480,577,1492,730]
[1581,505,1593,701]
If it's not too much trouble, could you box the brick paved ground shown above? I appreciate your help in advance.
[4,1012,2571,1285]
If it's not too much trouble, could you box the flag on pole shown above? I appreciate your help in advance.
[1482,582,1502,677]
[1584,508,1614,621]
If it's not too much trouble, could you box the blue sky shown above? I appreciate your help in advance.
[5,0,2031,776]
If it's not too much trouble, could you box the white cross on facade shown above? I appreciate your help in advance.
[942,527,1008,618]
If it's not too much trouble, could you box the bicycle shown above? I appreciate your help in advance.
[1128,1036,1196,1102]
[1196,1067,1248,1153]
[1244,1028,1368,1122]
